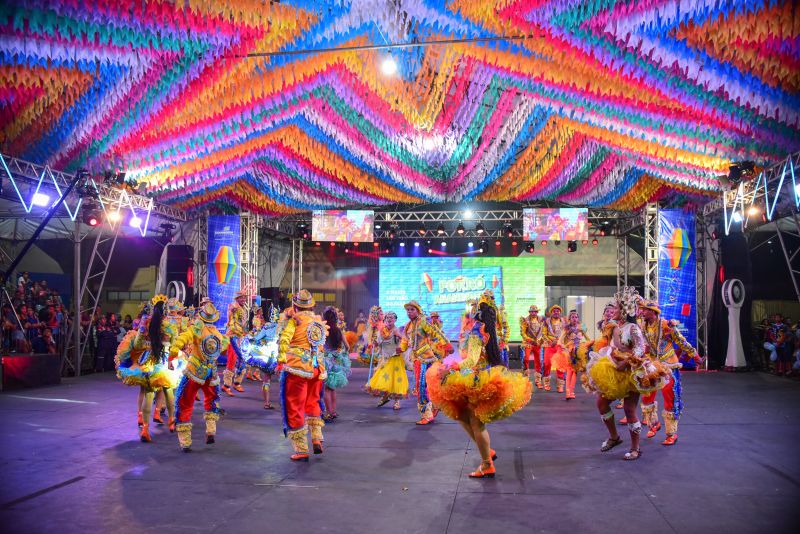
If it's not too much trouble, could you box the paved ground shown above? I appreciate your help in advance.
[1,368,799,534]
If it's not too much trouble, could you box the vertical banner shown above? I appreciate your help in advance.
[208,214,241,328]
[658,210,697,362]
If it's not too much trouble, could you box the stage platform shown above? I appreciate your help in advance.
[1,369,798,534]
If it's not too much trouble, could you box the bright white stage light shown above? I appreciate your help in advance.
[108,211,121,223]
[31,193,50,207]
[463,209,473,219]
[129,216,142,228]
[795,183,800,197]
[381,57,398,76]
[731,212,743,223]
[467,242,474,248]
[747,206,760,216]
[414,242,420,247]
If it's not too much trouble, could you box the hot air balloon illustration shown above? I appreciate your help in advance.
[422,272,433,292]
[213,245,238,284]
[666,228,692,270]
[492,274,499,288]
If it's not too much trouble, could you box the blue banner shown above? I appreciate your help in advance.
[208,214,241,329]
[658,210,697,363]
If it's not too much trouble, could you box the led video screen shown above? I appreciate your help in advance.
[523,208,589,241]
[378,257,545,342]
[312,210,374,243]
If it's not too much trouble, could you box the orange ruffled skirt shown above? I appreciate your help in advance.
[426,363,532,424]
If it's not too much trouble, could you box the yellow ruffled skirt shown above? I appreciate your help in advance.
[426,363,532,424]
[583,350,637,400]
[364,355,409,399]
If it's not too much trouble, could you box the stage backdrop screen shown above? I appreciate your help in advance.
[208,214,241,329]
[658,209,697,367]
[523,208,589,241]
[379,257,545,342]
[312,210,374,242]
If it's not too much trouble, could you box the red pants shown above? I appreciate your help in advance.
[523,344,541,372]
[543,346,565,379]
[641,374,675,411]
[175,376,220,423]
[282,369,323,431]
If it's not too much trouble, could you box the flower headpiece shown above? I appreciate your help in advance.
[614,286,640,318]
[369,305,383,321]
[151,294,168,306]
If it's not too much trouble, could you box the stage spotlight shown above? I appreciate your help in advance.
[554,240,561,246]
[108,211,121,223]
[344,248,349,254]
[504,223,514,237]
[129,216,142,228]
[581,239,589,245]
[591,238,599,246]
[31,192,50,207]
[381,56,398,76]
[399,242,406,248]
[600,229,606,236]
[463,209,473,219]
[567,241,577,253]
[388,228,396,239]
[316,242,321,246]
[511,240,518,246]
[480,240,488,250]
[330,242,335,247]
[526,243,535,253]
[456,223,465,235]
[437,223,445,235]
[495,240,501,246]
[475,223,485,235]
[418,226,426,236]
[479,248,484,254]
[375,223,382,230]
[747,206,760,216]
[414,241,420,247]
[440,241,447,248]
[373,242,379,247]
[540,240,547,246]
[467,241,474,248]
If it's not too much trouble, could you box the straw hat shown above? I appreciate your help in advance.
[197,299,220,323]
[292,289,315,309]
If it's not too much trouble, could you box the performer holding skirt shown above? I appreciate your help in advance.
[426,297,532,478]
[583,287,670,460]
[365,311,408,410]
[323,306,351,421]
[243,305,280,409]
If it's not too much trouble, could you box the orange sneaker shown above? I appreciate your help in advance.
[152,412,164,425]
[233,384,245,393]
[661,434,678,446]
[468,461,496,478]
[647,421,662,438]
[222,385,235,397]
[140,426,152,443]
[291,453,310,462]
[415,418,433,425]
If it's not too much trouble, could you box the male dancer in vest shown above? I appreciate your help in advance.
[278,290,328,461]
[541,305,567,392]
[638,300,700,445]
[520,305,544,385]
[222,290,248,396]
[401,301,449,425]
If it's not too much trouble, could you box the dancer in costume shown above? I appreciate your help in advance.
[541,305,567,392]
[497,304,511,367]
[365,311,408,410]
[323,306,351,421]
[520,305,543,383]
[245,306,265,382]
[400,301,449,425]
[222,290,248,396]
[169,299,229,452]
[278,290,328,461]
[428,311,454,359]
[360,305,384,381]
[638,300,701,445]
[582,287,671,460]
[552,310,589,400]
[243,305,280,409]
[115,295,178,442]
[152,297,186,425]
[426,297,532,478]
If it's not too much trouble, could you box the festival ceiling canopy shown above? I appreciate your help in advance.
[1,1,799,216]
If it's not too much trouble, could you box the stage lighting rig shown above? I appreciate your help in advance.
[81,201,101,227]
[504,223,514,238]
[160,222,176,242]
[525,243,535,253]
[437,223,445,235]
[475,223,485,235]
[456,222,465,235]
[567,241,577,253]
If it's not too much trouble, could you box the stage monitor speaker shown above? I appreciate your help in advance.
[165,244,194,305]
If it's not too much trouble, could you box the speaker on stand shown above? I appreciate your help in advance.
[722,278,747,369]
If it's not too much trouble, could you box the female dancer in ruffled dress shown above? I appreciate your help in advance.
[244,305,280,409]
[426,297,532,478]
[552,310,589,400]
[364,311,408,410]
[115,295,178,442]
[323,307,351,421]
[583,287,671,460]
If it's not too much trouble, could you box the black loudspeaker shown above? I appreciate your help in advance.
[165,245,194,305]
[260,286,285,313]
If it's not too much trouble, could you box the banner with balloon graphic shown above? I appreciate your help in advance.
[379,256,545,342]
[208,214,241,329]
[658,210,697,368]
